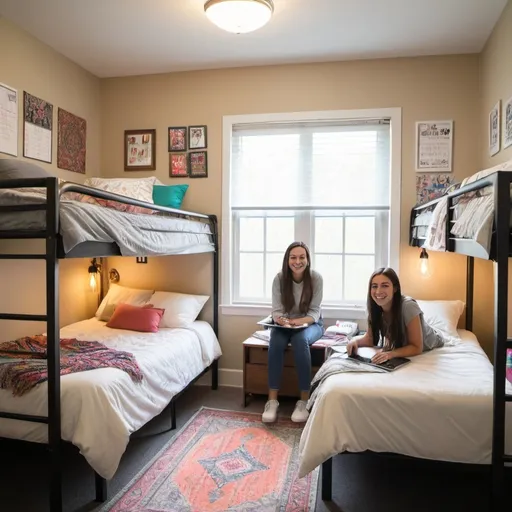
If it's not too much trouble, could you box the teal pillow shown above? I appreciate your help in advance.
[153,184,189,209]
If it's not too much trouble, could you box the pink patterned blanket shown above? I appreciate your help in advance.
[0,335,143,396]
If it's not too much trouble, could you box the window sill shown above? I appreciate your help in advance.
[220,304,367,320]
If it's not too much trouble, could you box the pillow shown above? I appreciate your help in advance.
[83,176,157,204]
[96,283,154,321]
[149,291,209,328]
[416,299,465,340]
[0,159,52,179]
[106,303,165,333]
[153,184,189,209]
[507,349,512,385]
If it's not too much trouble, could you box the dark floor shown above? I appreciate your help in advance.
[0,385,506,512]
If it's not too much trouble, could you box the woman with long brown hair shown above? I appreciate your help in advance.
[346,267,444,363]
[262,241,324,424]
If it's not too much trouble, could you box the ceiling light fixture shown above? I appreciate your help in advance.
[204,0,274,34]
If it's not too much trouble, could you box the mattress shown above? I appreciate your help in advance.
[0,318,222,479]
[0,187,214,256]
[297,329,512,478]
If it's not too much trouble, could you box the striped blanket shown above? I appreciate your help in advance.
[0,335,143,396]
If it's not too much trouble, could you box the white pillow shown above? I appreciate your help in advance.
[84,176,157,204]
[149,291,209,328]
[416,299,465,339]
[96,283,154,321]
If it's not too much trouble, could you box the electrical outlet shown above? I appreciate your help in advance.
[136,257,148,264]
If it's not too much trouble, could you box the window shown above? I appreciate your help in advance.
[222,109,401,318]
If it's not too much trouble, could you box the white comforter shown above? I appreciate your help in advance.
[0,318,222,479]
[298,329,512,478]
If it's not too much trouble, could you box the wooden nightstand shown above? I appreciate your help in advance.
[242,338,327,406]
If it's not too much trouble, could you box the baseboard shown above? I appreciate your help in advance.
[196,368,243,388]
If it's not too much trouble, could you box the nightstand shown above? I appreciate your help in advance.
[242,337,327,406]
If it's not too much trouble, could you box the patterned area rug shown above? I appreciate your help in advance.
[100,407,319,511]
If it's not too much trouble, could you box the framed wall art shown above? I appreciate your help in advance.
[168,126,187,152]
[124,129,156,171]
[503,96,512,150]
[23,91,53,163]
[169,152,188,178]
[489,101,501,156]
[188,125,207,150]
[57,108,86,174]
[188,151,208,178]
[415,120,453,172]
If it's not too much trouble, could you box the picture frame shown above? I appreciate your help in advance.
[503,96,512,150]
[188,151,208,178]
[415,120,453,172]
[124,129,156,171]
[188,125,207,150]
[489,101,501,156]
[169,152,188,178]
[168,126,187,152]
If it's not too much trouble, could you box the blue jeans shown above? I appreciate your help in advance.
[268,320,324,393]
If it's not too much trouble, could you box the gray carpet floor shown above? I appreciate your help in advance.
[0,384,504,512]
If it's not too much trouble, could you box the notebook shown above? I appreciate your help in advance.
[256,315,308,329]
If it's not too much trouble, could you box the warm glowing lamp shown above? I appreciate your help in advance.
[204,0,274,34]
[88,258,100,292]
[418,248,432,278]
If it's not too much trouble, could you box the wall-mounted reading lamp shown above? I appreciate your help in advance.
[418,248,432,278]
[88,258,120,293]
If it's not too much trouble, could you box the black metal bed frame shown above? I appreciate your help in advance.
[0,177,220,512]
[320,170,512,511]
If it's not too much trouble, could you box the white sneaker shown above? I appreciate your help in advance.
[262,400,279,423]
[291,400,309,423]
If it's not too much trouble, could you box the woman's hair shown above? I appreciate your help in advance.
[367,267,404,349]
[280,241,313,315]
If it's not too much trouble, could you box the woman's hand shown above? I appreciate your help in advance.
[372,350,394,364]
[346,340,358,356]
[276,316,290,326]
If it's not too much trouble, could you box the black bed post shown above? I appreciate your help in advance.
[46,178,62,512]
[466,256,474,331]
[491,171,509,509]
[211,214,219,390]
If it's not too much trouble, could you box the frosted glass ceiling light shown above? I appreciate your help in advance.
[204,0,274,34]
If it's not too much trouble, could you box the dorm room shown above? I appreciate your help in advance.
[0,172,221,512]
[298,164,512,511]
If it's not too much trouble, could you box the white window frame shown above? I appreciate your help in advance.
[221,108,402,319]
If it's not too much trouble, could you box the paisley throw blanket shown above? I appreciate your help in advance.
[0,335,143,396]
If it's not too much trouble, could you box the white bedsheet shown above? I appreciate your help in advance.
[298,329,512,478]
[0,318,222,479]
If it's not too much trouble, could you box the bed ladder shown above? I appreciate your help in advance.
[0,177,63,512]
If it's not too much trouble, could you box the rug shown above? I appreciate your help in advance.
[100,407,319,512]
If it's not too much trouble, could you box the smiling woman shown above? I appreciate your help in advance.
[262,241,325,424]
[346,267,446,365]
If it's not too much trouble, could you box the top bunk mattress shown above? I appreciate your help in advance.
[0,187,214,256]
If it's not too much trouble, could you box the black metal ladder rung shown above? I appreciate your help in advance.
[0,254,46,260]
[505,394,512,402]
[506,338,512,349]
[0,313,47,321]
[0,411,49,424]
[503,455,512,464]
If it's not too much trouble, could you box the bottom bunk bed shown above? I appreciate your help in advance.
[298,328,512,488]
[0,317,221,483]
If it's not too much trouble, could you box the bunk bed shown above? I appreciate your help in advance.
[0,175,221,512]
[298,165,512,511]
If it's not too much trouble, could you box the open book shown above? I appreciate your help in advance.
[330,346,410,372]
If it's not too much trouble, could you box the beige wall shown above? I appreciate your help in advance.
[477,0,512,353]
[0,19,103,340]
[101,55,482,370]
